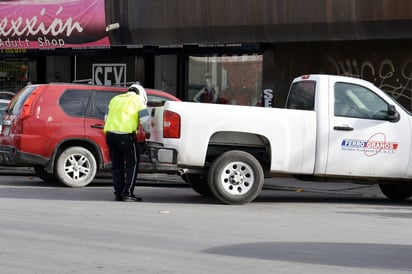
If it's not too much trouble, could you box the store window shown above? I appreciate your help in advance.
[188,55,263,106]
[0,59,29,94]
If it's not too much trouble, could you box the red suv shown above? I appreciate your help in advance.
[0,83,179,187]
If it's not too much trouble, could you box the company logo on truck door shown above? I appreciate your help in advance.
[340,132,398,156]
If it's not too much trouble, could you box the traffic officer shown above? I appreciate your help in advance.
[104,84,151,202]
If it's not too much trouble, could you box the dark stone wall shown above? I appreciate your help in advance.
[106,0,412,45]
[264,41,412,111]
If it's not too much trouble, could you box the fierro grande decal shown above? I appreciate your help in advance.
[340,132,398,157]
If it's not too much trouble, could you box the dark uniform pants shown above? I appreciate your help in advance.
[106,132,140,198]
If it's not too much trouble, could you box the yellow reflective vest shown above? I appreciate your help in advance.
[104,92,146,134]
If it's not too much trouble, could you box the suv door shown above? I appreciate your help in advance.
[59,88,91,136]
[84,90,119,166]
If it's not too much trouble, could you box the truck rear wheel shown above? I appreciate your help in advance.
[181,173,212,196]
[55,146,97,187]
[379,183,412,200]
[208,150,264,205]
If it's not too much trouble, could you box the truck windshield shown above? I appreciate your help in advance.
[286,80,316,111]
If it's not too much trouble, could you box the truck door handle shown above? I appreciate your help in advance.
[91,124,104,129]
[333,126,354,131]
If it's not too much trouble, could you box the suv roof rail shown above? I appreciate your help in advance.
[112,81,141,87]
[72,79,93,84]
[71,80,142,87]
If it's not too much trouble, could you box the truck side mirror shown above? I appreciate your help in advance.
[388,105,400,123]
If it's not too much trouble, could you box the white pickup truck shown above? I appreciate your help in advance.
[147,74,412,204]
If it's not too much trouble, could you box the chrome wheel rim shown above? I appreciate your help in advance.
[64,154,91,181]
[219,161,255,195]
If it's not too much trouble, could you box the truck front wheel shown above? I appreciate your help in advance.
[379,183,412,200]
[208,150,264,205]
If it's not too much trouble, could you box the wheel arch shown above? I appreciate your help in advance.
[46,138,103,173]
[206,131,271,173]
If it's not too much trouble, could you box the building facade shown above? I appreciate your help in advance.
[1,0,412,109]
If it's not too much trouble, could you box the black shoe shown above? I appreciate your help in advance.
[123,194,142,202]
[114,192,123,201]
[114,196,123,201]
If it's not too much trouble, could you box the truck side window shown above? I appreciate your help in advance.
[286,81,316,111]
[334,82,389,120]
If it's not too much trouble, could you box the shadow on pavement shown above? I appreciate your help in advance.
[204,242,412,271]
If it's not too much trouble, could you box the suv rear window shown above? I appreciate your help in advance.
[60,89,92,117]
[7,85,38,115]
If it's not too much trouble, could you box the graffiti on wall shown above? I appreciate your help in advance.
[327,56,412,110]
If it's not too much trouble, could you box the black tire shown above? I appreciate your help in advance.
[55,146,97,187]
[181,173,212,196]
[34,165,58,183]
[379,183,412,201]
[208,150,264,205]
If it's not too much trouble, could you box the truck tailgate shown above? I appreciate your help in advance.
[147,102,165,143]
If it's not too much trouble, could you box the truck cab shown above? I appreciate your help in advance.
[287,75,408,179]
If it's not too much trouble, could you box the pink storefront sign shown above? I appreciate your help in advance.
[0,0,110,49]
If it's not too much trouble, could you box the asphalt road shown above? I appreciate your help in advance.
[0,171,411,274]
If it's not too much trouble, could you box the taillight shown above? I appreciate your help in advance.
[20,90,38,120]
[163,110,180,138]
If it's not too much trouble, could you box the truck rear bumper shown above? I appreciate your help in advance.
[147,142,178,166]
[139,161,180,174]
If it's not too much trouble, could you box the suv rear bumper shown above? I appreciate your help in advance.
[0,144,180,174]
[0,146,49,167]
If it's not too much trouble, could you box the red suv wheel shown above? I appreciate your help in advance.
[55,146,97,187]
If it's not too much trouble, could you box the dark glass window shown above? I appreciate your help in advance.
[334,82,389,120]
[59,89,92,117]
[286,80,316,111]
[0,59,29,94]
[188,55,263,106]
[90,91,119,120]
[8,85,37,115]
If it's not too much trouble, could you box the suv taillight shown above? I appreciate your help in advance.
[163,110,180,138]
[20,90,38,120]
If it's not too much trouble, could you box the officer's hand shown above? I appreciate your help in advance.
[145,132,151,139]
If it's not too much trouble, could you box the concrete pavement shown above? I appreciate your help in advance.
[0,166,385,199]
